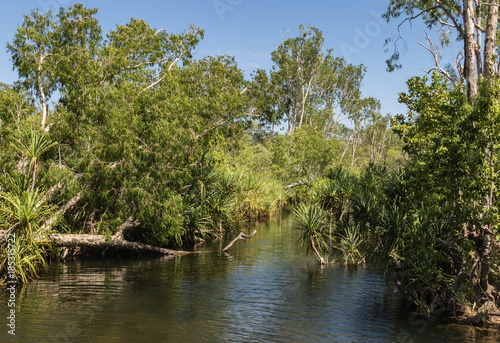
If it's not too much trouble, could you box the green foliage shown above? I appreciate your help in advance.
[268,125,340,184]
[377,73,500,315]
[251,24,379,140]
[294,203,330,262]
[0,181,53,283]
[0,5,405,289]
[336,225,365,265]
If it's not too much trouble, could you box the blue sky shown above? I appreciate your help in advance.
[0,0,457,117]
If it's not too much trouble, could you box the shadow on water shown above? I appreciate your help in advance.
[1,214,500,342]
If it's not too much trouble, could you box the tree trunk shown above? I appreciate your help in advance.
[475,6,483,77]
[37,55,48,131]
[47,233,190,256]
[478,227,492,301]
[463,0,478,99]
[483,0,499,76]
[339,132,353,164]
[287,108,293,133]
[40,193,82,233]
[299,78,314,128]
[350,131,358,169]
[47,218,190,257]
[464,223,499,309]
[311,236,326,265]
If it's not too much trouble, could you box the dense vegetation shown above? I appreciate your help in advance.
[1,2,499,326]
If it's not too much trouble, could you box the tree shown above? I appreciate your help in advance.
[7,4,101,130]
[269,125,339,184]
[270,25,324,133]
[294,203,330,265]
[0,84,33,133]
[392,73,500,312]
[361,113,396,165]
[384,0,500,100]
[338,97,381,168]
[8,9,57,130]
[252,25,377,137]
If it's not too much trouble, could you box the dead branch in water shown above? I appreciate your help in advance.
[222,230,257,252]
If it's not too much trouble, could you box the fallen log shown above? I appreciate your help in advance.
[47,233,189,256]
[222,230,257,252]
[46,217,190,257]
[3,218,258,258]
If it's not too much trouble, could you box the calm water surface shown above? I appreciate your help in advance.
[2,215,500,342]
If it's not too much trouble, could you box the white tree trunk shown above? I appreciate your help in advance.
[483,0,499,76]
[463,0,478,99]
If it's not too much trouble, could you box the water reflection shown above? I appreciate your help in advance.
[1,216,499,342]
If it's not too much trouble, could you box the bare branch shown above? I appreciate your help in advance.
[418,30,460,84]
[140,53,184,93]
[141,75,166,93]
[35,182,64,208]
[222,230,257,252]
[438,18,460,29]
[286,179,309,189]
[435,0,465,37]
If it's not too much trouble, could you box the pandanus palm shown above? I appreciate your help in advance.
[294,203,330,265]
[11,128,57,192]
[0,128,56,282]
[0,185,54,283]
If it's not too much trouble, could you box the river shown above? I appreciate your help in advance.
[2,214,500,342]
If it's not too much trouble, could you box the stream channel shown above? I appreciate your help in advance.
[2,214,500,342]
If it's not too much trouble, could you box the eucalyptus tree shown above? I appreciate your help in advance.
[7,4,101,130]
[253,25,377,137]
[384,0,500,315]
[338,97,381,167]
[384,0,500,100]
[362,113,396,165]
[49,18,246,246]
[314,56,367,139]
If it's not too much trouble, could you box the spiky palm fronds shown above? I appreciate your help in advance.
[0,186,53,283]
[294,203,330,264]
[10,127,57,191]
[0,188,53,240]
[335,226,365,265]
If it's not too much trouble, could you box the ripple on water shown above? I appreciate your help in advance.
[1,216,500,342]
